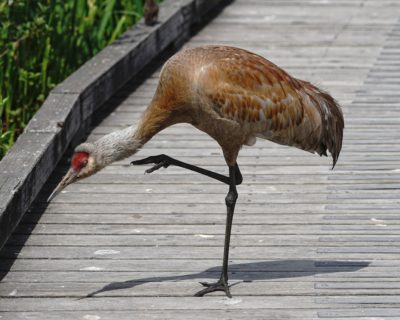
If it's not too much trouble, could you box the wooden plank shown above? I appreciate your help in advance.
[2,281,400,298]
[22,213,400,226]
[318,308,400,318]
[30,192,400,205]
[12,223,400,236]
[3,270,399,284]
[3,270,400,286]
[2,0,400,318]
[0,296,378,312]
[1,234,340,247]
[5,234,400,247]
[0,310,318,320]
[39,182,400,194]
[0,258,372,273]
[2,245,399,261]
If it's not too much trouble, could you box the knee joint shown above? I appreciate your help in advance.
[225,190,238,206]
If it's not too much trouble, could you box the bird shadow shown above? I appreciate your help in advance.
[81,259,369,298]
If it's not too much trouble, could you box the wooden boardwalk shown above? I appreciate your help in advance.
[1,0,400,318]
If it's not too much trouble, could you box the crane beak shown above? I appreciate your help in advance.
[47,168,79,202]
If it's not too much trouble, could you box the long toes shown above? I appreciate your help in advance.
[145,166,158,174]
[131,160,148,165]
[131,155,169,166]
[131,157,156,165]
[194,288,208,297]
[194,286,222,297]
[194,288,207,297]
[199,281,212,287]
[144,161,169,174]
[194,285,225,297]
[194,282,232,298]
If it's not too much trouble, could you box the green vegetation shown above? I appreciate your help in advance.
[0,0,154,159]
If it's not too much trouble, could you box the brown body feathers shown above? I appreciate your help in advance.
[141,46,344,167]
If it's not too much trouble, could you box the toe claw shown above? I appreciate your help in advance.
[131,156,171,174]
[131,156,158,166]
[194,290,205,297]
[145,161,169,174]
[199,281,210,287]
[194,280,232,298]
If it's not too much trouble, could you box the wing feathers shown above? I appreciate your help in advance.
[194,46,344,166]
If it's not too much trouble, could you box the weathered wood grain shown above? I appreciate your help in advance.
[3,281,400,298]
[1,245,399,261]
[3,270,400,284]
[1,0,400,319]
[12,223,400,236]
[0,296,387,312]
[0,310,318,320]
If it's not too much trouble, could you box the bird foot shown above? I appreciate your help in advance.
[131,155,171,174]
[144,160,170,174]
[194,279,232,298]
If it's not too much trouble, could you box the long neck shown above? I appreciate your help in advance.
[93,104,171,167]
[92,125,144,167]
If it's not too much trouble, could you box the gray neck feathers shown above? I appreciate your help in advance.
[92,125,144,167]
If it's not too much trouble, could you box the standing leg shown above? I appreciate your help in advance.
[194,165,238,298]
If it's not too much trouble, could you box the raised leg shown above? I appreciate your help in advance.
[131,154,242,185]
[194,165,238,298]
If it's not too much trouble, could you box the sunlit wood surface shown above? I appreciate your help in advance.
[1,0,400,318]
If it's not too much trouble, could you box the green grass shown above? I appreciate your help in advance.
[0,0,157,159]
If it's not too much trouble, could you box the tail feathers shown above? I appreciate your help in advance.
[315,90,344,168]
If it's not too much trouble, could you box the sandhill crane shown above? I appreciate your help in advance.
[48,45,344,298]
[143,0,159,26]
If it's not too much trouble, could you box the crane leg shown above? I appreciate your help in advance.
[132,155,240,297]
[194,165,238,298]
[131,154,242,185]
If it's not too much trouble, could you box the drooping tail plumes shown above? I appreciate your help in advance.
[308,86,344,168]
[321,92,344,168]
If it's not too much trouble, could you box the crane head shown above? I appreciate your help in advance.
[48,143,98,202]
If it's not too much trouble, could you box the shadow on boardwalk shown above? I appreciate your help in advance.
[84,260,369,298]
